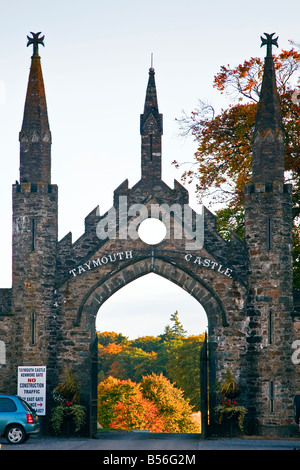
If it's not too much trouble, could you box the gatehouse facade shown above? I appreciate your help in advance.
[0,32,299,437]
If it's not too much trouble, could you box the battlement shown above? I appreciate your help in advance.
[55,186,249,288]
[13,182,58,194]
[244,181,292,195]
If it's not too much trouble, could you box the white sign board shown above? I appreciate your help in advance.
[18,366,46,416]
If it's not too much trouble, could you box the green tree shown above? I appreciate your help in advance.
[165,335,205,410]
[160,311,187,341]
[114,347,159,382]
[170,311,187,337]
[130,336,162,353]
[157,311,188,378]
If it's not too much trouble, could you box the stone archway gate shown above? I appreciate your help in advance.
[0,35,299,438]
[53,178,249,436]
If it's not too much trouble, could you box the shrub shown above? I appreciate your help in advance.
[50,369,86,435]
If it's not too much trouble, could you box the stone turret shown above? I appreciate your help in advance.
[244,33,295,436]
[11,33,58,389]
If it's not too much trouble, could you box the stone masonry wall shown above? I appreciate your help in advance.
[8,182,58,393]
[244,181,296,435]
[52,185,249,430]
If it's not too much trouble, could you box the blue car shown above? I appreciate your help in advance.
[0,395,40,444]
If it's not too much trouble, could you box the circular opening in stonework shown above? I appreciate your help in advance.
[138,218,167,245]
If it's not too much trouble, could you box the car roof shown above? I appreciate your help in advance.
[0,394,21,399]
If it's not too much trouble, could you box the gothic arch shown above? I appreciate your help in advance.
[75,256,228,331]
[69,255,226,436]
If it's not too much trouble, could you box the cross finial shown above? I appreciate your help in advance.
[260,32,278,57]
[27,32,45,57]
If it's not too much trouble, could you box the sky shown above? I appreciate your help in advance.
[0,0,299,338]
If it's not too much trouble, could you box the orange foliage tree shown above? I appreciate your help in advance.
[97,374,200,433]
[110,395,165,432]
[97,376,165,432]
[140,373,199,433]
[98,342,125,381]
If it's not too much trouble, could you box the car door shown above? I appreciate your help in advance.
[0,397,18,434]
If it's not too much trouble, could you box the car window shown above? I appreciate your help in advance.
[19,397,35,413]
[0,397,17,412]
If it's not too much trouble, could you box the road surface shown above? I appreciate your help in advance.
[1,432,300,451]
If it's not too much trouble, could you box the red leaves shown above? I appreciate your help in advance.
[174,46,300,212]
[97,376,165,432]
[213,57,264,102]
[109,395,165,432]
[97,374,200,433]
[213,50,300,101]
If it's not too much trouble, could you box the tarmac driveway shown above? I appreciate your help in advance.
[1,432,300,451]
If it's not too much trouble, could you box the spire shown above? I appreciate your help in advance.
[140,65,163,182]
[252,33,285,184]
[19,32,51,184]
[141,67,162,132]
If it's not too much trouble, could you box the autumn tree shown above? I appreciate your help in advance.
[98,341,124,382]
[174,47,300,285]
[97,376,140,428]
[97,332,163,382]
[97,313,203,409]
[97,376,165,432]
[97,374,199,432]
[97,331,128,347]
[109,395,165,432]
[141,373,200,433]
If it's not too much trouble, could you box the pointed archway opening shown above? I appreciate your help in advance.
[96,273,208,338]
[95,273,209,434]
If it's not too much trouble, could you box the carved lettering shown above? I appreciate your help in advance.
[92,258,102,268]
[69,250,134,278]
[183,253,233,278]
